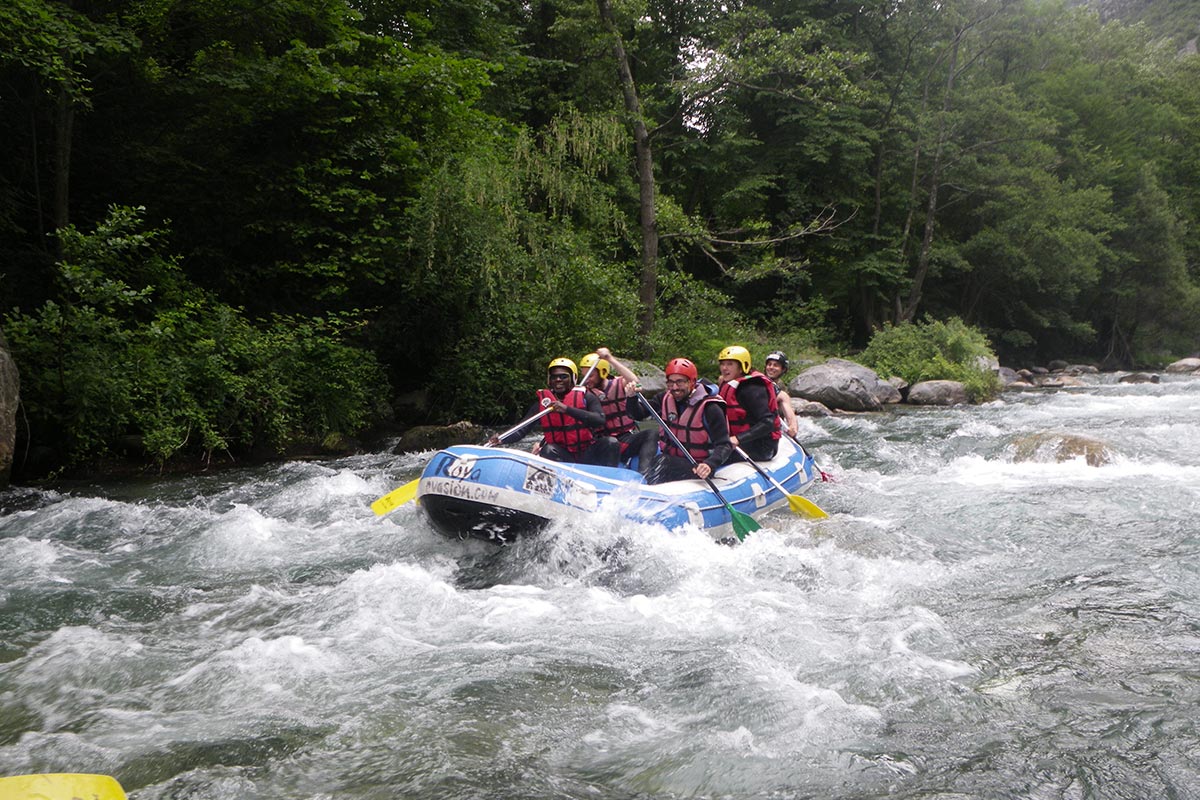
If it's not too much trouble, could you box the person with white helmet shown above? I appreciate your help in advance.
[763,350,799,439]
[716,344,780,461]
[489,357,619,466]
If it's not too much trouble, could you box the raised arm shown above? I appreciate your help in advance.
[777,388,798,438]
[596,347,640,387]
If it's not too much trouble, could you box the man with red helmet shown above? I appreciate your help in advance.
[629,357,731,484]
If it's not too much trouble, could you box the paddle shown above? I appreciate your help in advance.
[369,401,553,516]
[0,773,127,800]
[782,429,834,482]
[371,362,599,517]
[635,392,760,542]
[731,444,828,519]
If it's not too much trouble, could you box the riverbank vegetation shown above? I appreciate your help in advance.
[2,0,1198,476]
[858,318,1001,402]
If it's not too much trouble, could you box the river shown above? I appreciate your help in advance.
[2,375,1199,799]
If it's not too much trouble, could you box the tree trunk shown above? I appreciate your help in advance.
[53,84,74,254]
[0,327,20,488]
[900,31,959,323]
[596,0,657,356]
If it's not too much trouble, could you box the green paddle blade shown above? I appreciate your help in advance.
[0,774,127,800]
[371,478,419,516]
[787,494,829,519]
[729,506,760,541]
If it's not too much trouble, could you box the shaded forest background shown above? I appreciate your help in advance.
[2,0,1199,475]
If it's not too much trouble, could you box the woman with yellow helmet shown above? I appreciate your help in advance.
[579,347,651,466]
[716,345,781,461]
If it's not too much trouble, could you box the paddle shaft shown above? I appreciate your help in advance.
[781,429,810,458]
[492,404,555,443]
[372,362,602,516]
[735,440,829,519]
[636,393,757,539]
[487,367,600,448]
[732,444,792,494]
[782,429,832,482]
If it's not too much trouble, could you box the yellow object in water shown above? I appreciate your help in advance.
[0,774,126,800]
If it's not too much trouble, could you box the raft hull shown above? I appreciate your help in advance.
[415,435,820,543]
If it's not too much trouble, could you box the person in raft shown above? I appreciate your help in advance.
[580,348,655,469]
[628,357,732,484]
[489,357,620,466]
[716,344,781,462]
[763,349,799,439]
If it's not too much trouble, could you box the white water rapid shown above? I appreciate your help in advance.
[2,375,1199,798]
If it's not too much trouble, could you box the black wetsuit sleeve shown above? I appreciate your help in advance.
[735,381,776,446]
[576,390,607,428]
[702,403,732,469]
[628,391,662,420]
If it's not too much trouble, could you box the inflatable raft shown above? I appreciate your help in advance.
[416,434,821,542]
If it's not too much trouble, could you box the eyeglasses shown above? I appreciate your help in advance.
[548,372,573,381]
[665,378,691,388]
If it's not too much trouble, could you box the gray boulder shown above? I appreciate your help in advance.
[886,375,909,397]
[791,398,833,417]
[1012,432,1115,467]
[1034,374,1088,388]
[395,420,485,453]
[0,329,18,487]
[628,361,666,394]
[1118,372,1159,384]
[907,380,969,406]
[789,358,898,412]
[1165,357,1200,374]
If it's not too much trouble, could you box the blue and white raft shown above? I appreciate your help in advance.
[416,434,821,543]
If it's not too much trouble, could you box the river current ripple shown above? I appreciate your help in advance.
[2,376,1199,799]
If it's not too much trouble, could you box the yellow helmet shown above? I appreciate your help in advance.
[717,345,752,373]
[579,353,610,380]
[547,357,578,380]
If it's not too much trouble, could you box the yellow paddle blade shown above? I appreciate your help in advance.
[787,494,829,519]
[0,774,127,800]
[370,478,419,516]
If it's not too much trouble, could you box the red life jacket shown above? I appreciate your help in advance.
[661,388,725,461]
[718,371,781,440]
[537,388,595,454]
[592,378,638,437]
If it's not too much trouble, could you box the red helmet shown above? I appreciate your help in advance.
[664,357,698,381]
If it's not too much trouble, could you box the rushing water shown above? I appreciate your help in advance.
[2,375,1200,799]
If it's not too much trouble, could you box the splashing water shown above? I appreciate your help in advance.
[2,377,1199,798]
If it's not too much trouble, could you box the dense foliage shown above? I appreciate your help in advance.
[858,318,1002,402]
[4,208,388,472]
[2,0,1199,475]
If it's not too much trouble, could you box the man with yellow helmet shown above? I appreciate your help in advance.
[580,347,649,465]
[716,344,781,461]
[489,357,619,466]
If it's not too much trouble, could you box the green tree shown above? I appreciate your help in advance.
[858,317,1000,401]
[3,206,389,474]
[394,114,641,420]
